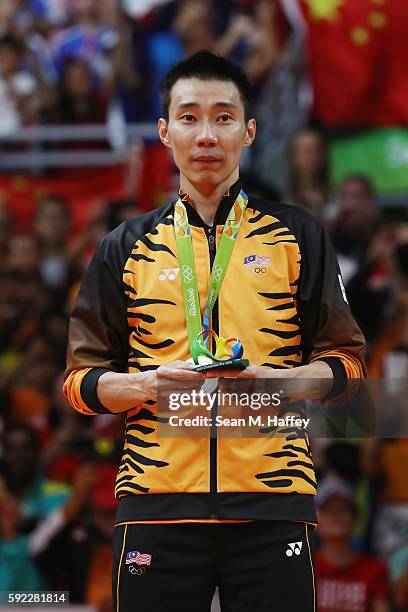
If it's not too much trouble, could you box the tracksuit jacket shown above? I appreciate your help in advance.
[63,180,366,525]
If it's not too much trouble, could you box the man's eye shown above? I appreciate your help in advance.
[218,114,232,122]
[181,114,195,121]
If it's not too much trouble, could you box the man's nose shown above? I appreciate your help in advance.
[195,119,218,146]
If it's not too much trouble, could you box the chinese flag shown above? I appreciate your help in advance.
[300,0,408,127]
[375,0,408,125]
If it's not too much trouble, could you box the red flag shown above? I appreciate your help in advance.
[299,0,408,127]
[374,0,408,125]
[0,165,127,233]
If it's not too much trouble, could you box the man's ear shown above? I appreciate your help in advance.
[158,118,171,148]
[243,118,256,148]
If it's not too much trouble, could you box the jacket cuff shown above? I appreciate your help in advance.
[80,368,113,414]
[317,357,347,400]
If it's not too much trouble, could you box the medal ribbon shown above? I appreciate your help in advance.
[174,188,248,354]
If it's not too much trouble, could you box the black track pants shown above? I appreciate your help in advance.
[113,520,317,612]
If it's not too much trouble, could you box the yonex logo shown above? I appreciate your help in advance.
[159,268,180,281]
[285,542,302,557]
[182,265,194,283]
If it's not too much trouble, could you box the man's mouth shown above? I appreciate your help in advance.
[193,156,221,162]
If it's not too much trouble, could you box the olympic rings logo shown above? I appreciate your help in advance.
[182,265,193,283]
[253,267,266,274]
[212,264,223,282]
[128,566,146,575]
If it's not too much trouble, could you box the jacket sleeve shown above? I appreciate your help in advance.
[63,228,130,415]
[297,211,366,390]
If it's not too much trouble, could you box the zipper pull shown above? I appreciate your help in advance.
[208,231,215,254]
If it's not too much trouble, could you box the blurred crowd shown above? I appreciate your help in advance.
[0,0,285,130]
[0,0,315,192]
[0,1,408,611]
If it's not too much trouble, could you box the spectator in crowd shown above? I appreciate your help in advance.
[36,463,117,607]
[329,176,380,283]
[34,195,73,291]
[50,58,109,130]
[0,423,116,601]
[1,231,67,396]
[43,373,123,485]
[0,0,56,102]
[238,1,310,195]
[390,544,408,611]
[6,232,41,282]
[106,197,140,231]
[51,0,118,92]
[65,200,112,274]
[173,0,278,78]
[173,0,214,57]
[315,478,390,612]
[0,233,52,357]
[28,0,68,30]
[343,223,407,345]
[111,8,141,123]
[3,335,59,430]
[287,128,329,218]
[360,239,408,585]
[0,200,13,266]
[327,176,384,342]
[0,0,39,42]
[0,422,70,539]
[0,34,38,135]
[368,236,408,375]
[0,0,17,33]
[0,485,47,590]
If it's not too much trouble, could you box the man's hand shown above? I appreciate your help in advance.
[97,361,335,413]
[204,360,334,401]
[207,360,333,379]
[64,464,99,522]
[145,360,206,402]
[97,361,207,413]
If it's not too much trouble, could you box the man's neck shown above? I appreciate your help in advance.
[320,540,356,567]
[180,172,239,226]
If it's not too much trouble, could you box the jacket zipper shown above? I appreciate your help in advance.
[207,227,218,518]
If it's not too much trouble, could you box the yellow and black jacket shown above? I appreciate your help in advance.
[63,180,366,525]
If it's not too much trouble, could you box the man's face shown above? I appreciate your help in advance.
[291,131,324,176]
[317,497,355,541]
[35,201,70,244]
[4,430,39,481]
[338,179,378,237]
[158,78,256,191]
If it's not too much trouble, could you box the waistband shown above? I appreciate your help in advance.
[114,492,317,525]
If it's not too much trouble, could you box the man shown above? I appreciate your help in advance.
[64,50,366,611]
[315,479,390,612]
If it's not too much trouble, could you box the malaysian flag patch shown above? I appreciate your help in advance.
[126,550,152,566]
[244,255,271,267]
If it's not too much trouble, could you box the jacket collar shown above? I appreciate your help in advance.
[177,178,243,228]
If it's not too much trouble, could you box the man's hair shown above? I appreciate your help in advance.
[159,50,252,121]
[36,194,70,219]
[341,174,375,199]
